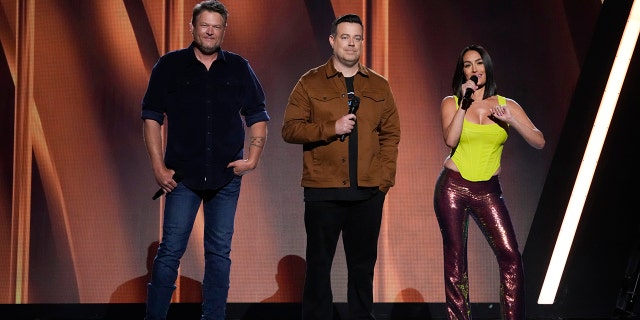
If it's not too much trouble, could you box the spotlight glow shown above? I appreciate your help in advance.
[538,0,640,304]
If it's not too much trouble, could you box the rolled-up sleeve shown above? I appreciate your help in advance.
[240,62,269,127]
[141,109,165,124]
[141,57,168,125]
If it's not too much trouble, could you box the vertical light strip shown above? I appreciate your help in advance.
[368,0,393,301]
[538,0,640,304]
[12,0,36,304]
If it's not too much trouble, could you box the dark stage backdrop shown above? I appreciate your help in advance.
[0,0,601,306]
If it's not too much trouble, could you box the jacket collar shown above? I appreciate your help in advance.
[323,57,369,79]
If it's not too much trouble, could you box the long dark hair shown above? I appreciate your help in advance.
[452,44,498,100]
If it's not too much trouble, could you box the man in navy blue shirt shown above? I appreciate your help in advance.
[141,1,269,319]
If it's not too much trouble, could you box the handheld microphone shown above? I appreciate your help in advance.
[461,75,478,110]
[463,75,479,100]
[152,171,183,200]
[340,93,360,142]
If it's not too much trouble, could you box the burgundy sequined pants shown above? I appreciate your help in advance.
[433,168,525,320]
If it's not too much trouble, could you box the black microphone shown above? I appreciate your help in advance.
[340,93,360,142]
[461,75,478,110]
[152,171,183,200]
[463,75,479,100]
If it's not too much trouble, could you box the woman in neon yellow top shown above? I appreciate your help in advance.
[434,45,545,320]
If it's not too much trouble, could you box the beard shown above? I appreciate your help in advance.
[194,38,220,55]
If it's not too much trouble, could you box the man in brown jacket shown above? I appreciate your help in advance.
[281,13,400,320]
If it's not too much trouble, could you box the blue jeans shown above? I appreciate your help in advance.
[145,176,241,320]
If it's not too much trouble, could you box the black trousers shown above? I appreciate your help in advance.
[302,191,386,320]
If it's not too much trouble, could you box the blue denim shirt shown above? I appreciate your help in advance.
[141,43,269,190]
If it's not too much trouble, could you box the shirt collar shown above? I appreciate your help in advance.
[188,42,227,64]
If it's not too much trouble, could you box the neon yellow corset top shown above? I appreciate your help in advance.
[450,95,508,181]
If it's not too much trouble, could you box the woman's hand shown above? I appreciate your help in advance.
[490,105,513,123]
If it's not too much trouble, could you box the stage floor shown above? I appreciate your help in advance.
[1,302,632,320]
